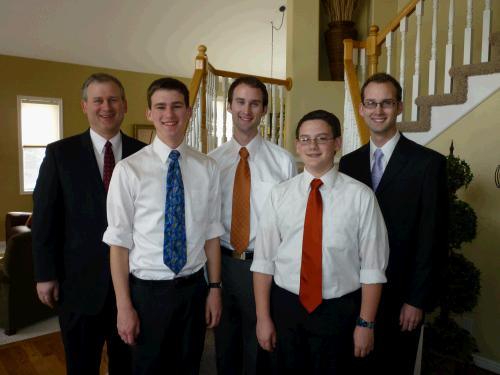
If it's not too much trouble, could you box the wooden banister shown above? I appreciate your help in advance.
[207,64,293,90]
[376,0,421,45]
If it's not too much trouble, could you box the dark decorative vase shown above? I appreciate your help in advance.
[324,21,357,81]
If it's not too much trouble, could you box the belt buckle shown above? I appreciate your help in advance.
[231,251,246,260]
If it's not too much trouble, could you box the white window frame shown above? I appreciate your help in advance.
[17,95,63,194]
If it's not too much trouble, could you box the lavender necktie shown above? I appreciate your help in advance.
[371,148,384,191]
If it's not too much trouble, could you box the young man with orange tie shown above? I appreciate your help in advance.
[209,76,296,374]
[251,110,389,373]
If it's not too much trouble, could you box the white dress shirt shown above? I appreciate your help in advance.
[89,129,122,178]
[208,134,297,251]
[369,131,400,173]
[251,167,389,299]
[103,137,225,280]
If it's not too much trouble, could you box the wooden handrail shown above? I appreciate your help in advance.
[344,39,370,145]
[207,63,293,90]
[376,0,420,45]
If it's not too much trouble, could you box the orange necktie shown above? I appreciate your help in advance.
[230,147,251,254]
[300,178,323,313]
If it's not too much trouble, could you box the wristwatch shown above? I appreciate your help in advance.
[356,317,375,329]
[208,282,222,289]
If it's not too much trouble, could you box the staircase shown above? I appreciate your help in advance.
[342,0,500,153]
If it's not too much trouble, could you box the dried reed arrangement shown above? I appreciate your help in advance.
[321,0,359,22]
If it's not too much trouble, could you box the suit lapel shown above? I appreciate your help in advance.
[80,129,106,194]
[376,135,410,193]
[358,144,372,188]
[121,132,134,158]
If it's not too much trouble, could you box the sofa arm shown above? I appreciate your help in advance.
[5,212,31,241]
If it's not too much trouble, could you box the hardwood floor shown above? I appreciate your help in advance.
[0,332,108,375]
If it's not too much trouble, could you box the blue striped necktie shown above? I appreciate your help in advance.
[163,150,187,274]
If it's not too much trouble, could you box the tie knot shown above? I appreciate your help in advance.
[169,150,180,162]
[239,147,249,159]
[105,141,113,151]
[374,148,383,160]
[310,178,323,190]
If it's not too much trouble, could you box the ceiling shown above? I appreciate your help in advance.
[0,0,287,79]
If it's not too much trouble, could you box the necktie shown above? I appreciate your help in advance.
[371,148,384,191]
[300,178,323,313]
[163,150,187,274]
[230,147,251,254]
[103,141,115,192]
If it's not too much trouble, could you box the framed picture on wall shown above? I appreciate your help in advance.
[134,124,156,144]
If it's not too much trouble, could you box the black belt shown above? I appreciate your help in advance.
[129,268,204,288]
[221,246,254,260]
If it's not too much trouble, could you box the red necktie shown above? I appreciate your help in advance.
[230,147,251,254]
[300,178,323,313]
[103,141,115,192]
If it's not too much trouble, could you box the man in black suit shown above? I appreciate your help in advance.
[339,73,448,374]
[32,73,145,375]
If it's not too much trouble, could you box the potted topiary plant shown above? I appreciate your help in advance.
[423,142,481,374]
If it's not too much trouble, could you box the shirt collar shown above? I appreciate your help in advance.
[370,131,400,161]
[302,166,337,191]
[89,128,121,153]
[152,136,187,163]
[230,133,263,161]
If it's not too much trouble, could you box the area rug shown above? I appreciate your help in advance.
[0,316,60,346]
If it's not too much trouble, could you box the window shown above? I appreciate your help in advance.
[18,96,63,193]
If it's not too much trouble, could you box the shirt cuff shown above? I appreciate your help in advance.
[102,227,133,250]
[250,259,275,275]
[360,269,387,284]
[206,222,225,240]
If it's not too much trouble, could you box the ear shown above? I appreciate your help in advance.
[262,105,268,115]
[123,99,128,113]
[358,102,364,117]
[396,101,403,116]
[333,136,342,152]
[146,107,152,122]
[81,100,87,114]
[227,101,232,114]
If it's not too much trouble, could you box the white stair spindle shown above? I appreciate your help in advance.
[386,31,393,75]
[213,75,218,149]
[271,85,277,144]
[398,17,408,122]
[263,84,270,140]
[360,48,366,85]
[222,77,228,143]
[411,1,422,121]
[463,0,473,65]
[342,71,361,155]
[278,85,284,147]
[428,0,438,95]
[444,0,454,93]
[481,0,491,62]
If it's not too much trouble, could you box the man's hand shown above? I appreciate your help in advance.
[353,326,374,357]
[205,288,222,328]
[36,280,59,308]
[399,303,423,332]
[256,316,276,352]
[117,306,140,345]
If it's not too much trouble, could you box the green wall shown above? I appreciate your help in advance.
[0,54,188,240]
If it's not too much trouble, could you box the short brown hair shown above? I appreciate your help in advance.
[296,110,341,139]
[147,77,190,108]
[228,76,268,108]
[360,73,402,102]
[81,73,126,101]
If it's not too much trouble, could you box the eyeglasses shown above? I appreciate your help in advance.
[297,136,335,145]
[362,99,399,109]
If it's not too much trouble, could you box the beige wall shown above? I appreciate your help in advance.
[428,90,500,362]
[285,0,345,153]
[0,54,188,240]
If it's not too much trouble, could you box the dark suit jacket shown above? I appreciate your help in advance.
[32,129,145,315]
[339,134,448,312]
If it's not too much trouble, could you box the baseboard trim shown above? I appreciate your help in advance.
[474,354,500,374]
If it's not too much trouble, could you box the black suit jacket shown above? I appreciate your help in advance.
[32,129,145,315]
[339,134,448,311]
